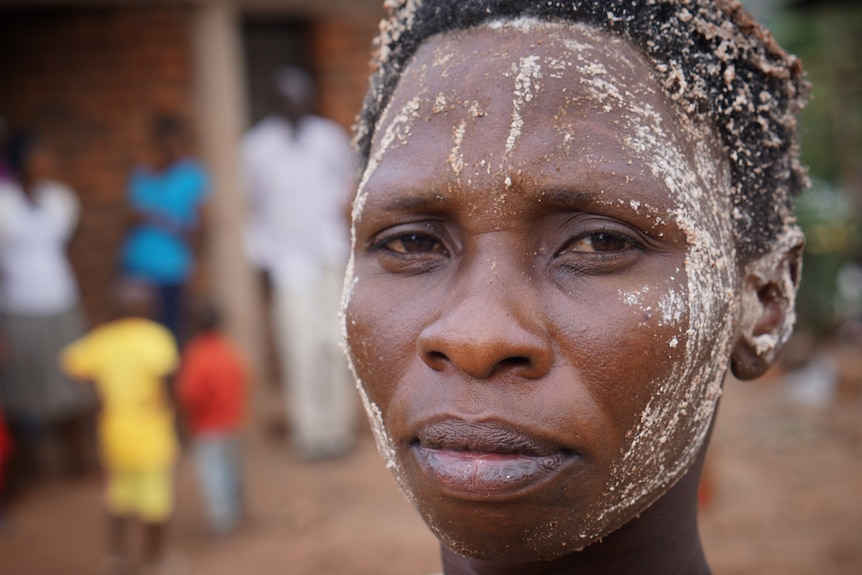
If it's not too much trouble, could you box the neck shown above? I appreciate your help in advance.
[153,155,177,173]
[18,174,38,201]
[282,113,306,135]
[441,450,711,575]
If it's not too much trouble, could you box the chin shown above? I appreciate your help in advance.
[413,498,610,563]
[434,525,594,563]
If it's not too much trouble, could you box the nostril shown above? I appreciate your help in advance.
[425,351,449,369]
[495,356,530,371]
[503,356,530,366]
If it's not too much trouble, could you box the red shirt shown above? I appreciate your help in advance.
[0,409,12,486]
[178,333,246,435]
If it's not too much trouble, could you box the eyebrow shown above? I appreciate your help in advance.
[370,188,629,218]
[536,189,603,210]
[374,191,454,213]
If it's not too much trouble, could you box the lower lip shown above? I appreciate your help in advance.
[413,446,570,499]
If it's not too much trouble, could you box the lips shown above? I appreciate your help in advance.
[411,419,575,499]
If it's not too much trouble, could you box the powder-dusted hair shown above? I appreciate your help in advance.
[354,0,809,260]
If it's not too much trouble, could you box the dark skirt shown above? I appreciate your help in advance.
[0,306,94,423]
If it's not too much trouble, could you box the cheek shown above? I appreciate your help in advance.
[345,274,424,410]
[550,280,689,438]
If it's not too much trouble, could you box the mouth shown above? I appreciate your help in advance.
[410,419,576,500]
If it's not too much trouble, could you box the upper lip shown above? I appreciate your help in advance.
[413,419,569,458]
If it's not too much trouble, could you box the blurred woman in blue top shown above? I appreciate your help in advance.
[122,115,209,342]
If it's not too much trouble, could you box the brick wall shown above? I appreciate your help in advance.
[0,4,382,326]
[312,12,382,133]
[0,6,197,324]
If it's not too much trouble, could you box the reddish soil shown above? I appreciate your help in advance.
[1,368,860,575]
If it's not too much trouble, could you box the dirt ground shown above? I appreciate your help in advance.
[1,364,861,575]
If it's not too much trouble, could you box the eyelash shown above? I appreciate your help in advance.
[369,225,451,274]
[369,223,643,273]
[373,231,448,256]
[555,229,640,256]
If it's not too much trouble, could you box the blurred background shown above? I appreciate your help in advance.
[0,0,859,574]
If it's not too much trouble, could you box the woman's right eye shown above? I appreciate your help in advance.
[376,232,448,256]
[370,229,450,274]
[387,233,440,254]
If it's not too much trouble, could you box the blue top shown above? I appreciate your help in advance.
[121,159,210,284]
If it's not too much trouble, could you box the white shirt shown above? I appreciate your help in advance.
[0,179,81,315]
[242,115,354,292]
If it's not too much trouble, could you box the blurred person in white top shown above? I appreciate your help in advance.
[242,67,356,459]
[0,137,80,316]
[0,132,92,486]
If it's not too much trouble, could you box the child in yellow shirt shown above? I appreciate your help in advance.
[61,281,178,575]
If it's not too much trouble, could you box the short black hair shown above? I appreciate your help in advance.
[6,131,40,177]
[153,113,184,141]
[354,0,809,261]
[193,300,222,334]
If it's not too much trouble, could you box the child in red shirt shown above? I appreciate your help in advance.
[0,407,11,512]
[177,302,246,536]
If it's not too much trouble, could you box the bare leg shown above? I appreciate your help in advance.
[106,514,131,575]
[142,521,167,566]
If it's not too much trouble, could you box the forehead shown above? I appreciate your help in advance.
[360,21,729,234]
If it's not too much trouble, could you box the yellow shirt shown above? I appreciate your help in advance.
[61,318,178,472]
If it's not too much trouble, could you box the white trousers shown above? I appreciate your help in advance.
[273,267,356,456]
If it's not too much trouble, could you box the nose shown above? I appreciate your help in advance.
[417,273,553,381]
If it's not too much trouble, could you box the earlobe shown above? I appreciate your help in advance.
[731,228,805,381]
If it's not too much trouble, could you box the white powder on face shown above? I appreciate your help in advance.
[737,226,804,358]
[505,55,543,159]
[353,95,422,225]
[449,119,468,177]
[344,18,801,556]
[657,288,687,327]
[342,92,426,488]
[357,379,399,470]
[596,125,736,529]
[433,92,448,113]
[475,21,741,546]
[619,286,650,308]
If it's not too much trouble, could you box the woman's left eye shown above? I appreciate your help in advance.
[559,232,635,254]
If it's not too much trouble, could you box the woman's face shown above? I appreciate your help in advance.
[25,142,55,182]
[346,21,740,560]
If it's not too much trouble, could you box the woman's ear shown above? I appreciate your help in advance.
[731,228,805,380]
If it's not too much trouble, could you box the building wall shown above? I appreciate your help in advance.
[0,2,381,335]
[0,6,197,324]
[313,13,381,132]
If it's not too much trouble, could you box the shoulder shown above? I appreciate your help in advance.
[118,318,176,348]
[244,117,284,146]
[40,180,80,213]
[175,158,207,176]
[306,116,349,141]
[174,159,210,190]
[40,179,76,200]
[137,318,176,342]
[129,165,153,183]
[0,179,19,196]
[65,321,111,353]
[0,180,21,210]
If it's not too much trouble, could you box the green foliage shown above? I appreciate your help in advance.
[771,1,862,334]
[793,183,862,333]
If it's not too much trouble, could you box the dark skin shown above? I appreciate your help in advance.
[346,23,799,575]
[76,284,172,571]
[277,81,313,132]
[130,127,203,244]
[0,141,56,361]
[439,445,710,575]
[16,141,55,203]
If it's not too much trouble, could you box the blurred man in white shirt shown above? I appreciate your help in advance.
[242,68,356,459]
